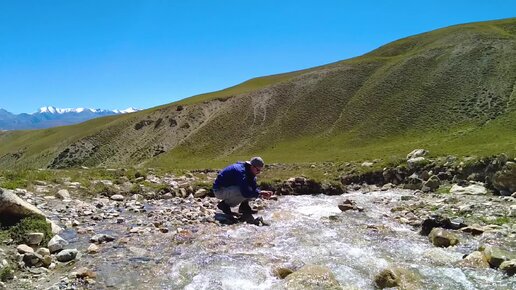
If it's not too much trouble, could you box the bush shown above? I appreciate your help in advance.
[3,216,53,245]
[0,266,14,282]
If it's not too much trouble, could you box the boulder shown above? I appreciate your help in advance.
[403,173,423,190]
[428,228,459,247]
[284,265,342,290]
[374,267,420,289]
[194,189,208,198]
[17,244,34,254]
[56,249,78,262]
[274,267,294,279]
[26,232,44,245]
[110,194,124,201]
[48,235,68,253]
[509,205,516,218]
[457,251,490,268]
[407,157,428,170]
[407,149,428,160]
[499,259,516,276]
[422,175,441,192]
[22,252,43,267]
[492,162,516,194]
[90,233,115,244]
[483,246,516,268]
[449,183,487,195]
[0,188,62,233]
[55,189,70,200]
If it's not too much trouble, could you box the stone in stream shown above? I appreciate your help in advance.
[374,267,420,289]
[110,194,125,201]
[55,189,71,200]
[457,251,490,269]
[56,249,78,262]
[22,252,43,267]
[420,215,466,236]
[284,265,342,290]
[428,228,459,247]
[87,243,100,254]
[449,183,487,195]
[499,259,516,276]
[274,267,294,279]
[90,233,115,244]
[483,246,516,268]
[48,235,68,253]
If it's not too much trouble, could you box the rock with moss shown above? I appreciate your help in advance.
[483,246,516,268]
[284,265,342,290]
[422,175,441,192]
[0,188,62,234]
[492,162,516,195]
[449,183,487,195]
[428,228,459,247]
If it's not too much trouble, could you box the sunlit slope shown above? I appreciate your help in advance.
[0,18,514,169]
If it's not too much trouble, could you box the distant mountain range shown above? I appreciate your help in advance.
[0,106,140,130]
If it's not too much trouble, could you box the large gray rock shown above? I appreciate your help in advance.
[284,265,342,290]
[492,162,516,194]
[0,188,62,234]
[56,249,78,262]
[407,157,428,170]
[55,189,70,200]
[48,235,68,253]
[422,175,441,192]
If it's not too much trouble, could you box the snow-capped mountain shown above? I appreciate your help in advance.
[0,106,141,130]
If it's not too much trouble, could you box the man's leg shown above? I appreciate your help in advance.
[214,186,246,216]
[238,200,258,214]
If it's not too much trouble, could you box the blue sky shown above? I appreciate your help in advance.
[0,1,515,114]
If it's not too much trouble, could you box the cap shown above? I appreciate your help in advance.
[249,156,264,168]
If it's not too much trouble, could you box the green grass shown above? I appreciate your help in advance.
[0,216,53,245]
[0,18,515,171]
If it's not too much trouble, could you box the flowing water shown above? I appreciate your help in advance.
[68,190,515,289]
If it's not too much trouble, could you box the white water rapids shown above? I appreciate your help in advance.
[64,190,515,289]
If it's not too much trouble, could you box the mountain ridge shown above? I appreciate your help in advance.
[0,18,515,169]
[0,106,140,131]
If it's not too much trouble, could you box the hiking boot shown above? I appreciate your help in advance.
[238,201,258,214]
[217,201,238,216]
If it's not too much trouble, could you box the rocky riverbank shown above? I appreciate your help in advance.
[0,150,514,289]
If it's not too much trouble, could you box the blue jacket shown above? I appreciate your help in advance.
[213,162,260,198]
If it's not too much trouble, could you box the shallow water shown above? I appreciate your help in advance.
[71,190,515,289]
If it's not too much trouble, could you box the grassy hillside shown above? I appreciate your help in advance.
[0,18,515,170]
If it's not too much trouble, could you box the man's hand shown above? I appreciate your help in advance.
[259,190,273,199]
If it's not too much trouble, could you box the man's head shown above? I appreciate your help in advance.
[248,156,264,175]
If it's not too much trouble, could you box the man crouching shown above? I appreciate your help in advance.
[213,157,273,218]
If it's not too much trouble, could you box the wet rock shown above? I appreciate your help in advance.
[48,235,68,253]
[458,251,490,269]
[428,228,459,247]
[499,259,516,276]
[26,232,44,245]
[284,265,341,290]
[420,215,466,235]
[17,244,34,254]
[374,267,420,289]
[90,234,115,244]
[450,183,487,195]
[274,267,294,279]
[338,199,362,212]
[56,249,78,262]
[483,246,516,268]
